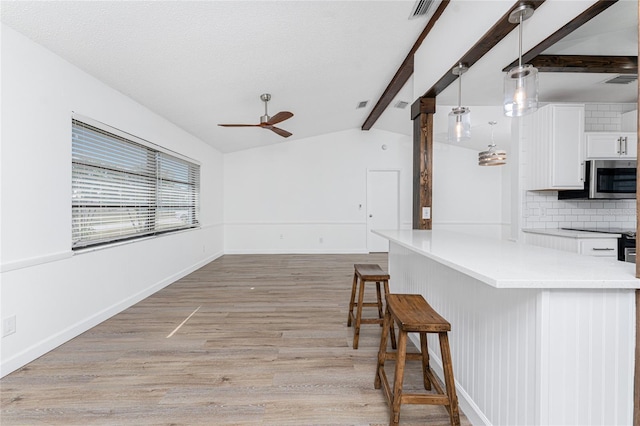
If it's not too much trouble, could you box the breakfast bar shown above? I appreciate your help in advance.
[374,229,638,426]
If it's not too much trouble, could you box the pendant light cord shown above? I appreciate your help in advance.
[518,12,523,68]
[457,72,462,108]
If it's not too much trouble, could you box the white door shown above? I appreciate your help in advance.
[366,170,400,252]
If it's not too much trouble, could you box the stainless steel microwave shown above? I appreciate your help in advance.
[559,160,636,200]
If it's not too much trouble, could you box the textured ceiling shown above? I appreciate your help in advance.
[1,0,427,153]
[2,1,638,154]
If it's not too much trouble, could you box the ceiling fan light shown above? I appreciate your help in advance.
[504,64,538,117]
[448,107,471,142]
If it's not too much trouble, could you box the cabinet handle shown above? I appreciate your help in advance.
[592,247,615,251]
[623,136,628,155]
[580,161,585,181]
[617,137,622,154]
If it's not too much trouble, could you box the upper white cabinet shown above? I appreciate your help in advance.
[525,104,585,190]
[585,132,637,159]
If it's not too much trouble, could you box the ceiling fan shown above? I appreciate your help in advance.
[218,93,294,138]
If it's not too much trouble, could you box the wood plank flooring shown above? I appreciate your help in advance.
[1,254,470,425]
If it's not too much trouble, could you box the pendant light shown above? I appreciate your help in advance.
[448,63,471,142]
[503,4,538,117]
[479,121,507,166]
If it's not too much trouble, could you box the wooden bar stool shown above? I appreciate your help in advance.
[374,294,460,426]
[347,264,396,350]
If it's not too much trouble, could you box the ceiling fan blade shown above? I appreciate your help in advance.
[268,126,292,138]
[218,124,260,127]
[266,111,293,125]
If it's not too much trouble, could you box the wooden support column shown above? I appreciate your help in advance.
[411,97,435,230]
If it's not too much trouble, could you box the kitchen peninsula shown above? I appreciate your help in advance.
[374,229,637,426]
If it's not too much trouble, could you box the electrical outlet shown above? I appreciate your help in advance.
[2,315,16,337]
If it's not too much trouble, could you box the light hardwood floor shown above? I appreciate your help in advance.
[1,254,470,425]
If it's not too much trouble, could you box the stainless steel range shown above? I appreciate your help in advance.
[561,227,636,262]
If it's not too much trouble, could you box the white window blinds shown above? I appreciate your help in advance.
[72,118,200,249]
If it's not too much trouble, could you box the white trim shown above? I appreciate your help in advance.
[224,221,364,226]
[1,251,73,273]
[1,224,223,271]
[224,248,368,255]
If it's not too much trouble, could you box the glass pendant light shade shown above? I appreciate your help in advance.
[503,4,538,117]
[448,63,471,142]
[504,64,538,117]
[448,107,471,142]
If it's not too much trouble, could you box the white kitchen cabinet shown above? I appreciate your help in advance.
[525,104,585,190]
[578,238,618,257]
[585,132,637,159]
[523,230,618,259]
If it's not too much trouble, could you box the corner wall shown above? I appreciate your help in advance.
[0,24,224,376]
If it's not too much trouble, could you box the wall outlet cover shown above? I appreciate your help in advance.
[422,207,431,220]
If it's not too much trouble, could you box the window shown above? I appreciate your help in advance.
[72,116,200,249]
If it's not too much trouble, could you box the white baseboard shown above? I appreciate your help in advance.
[0,252,222,378]
[224,248,369,255]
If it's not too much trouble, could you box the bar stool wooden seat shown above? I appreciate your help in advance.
[374,293,460,426]
[347,264,396,350]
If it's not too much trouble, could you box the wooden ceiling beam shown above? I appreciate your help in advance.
[503,0,620,70]
[361,0,450,131]
[525,54,638,73]
[414,0,546,107]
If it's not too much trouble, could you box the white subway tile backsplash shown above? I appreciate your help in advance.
[523,190,637,230]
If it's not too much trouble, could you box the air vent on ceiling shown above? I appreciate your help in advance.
[409,0,441,20]
[356,100,369,109]
[394,101,409,109]
[604,74,638,85]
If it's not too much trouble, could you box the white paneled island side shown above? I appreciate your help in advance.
[373,229,638,426]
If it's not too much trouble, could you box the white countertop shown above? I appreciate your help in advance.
[522,228,622,238]
[374,229,640,289]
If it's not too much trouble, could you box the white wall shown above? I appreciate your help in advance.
[224,126,508,253]
[224,129,413,253]
[432,142,507,238]
[0,24,224,376]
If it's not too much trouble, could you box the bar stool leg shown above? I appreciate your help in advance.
[439,332,461,426]
[375,282,383,324]
[374,306,391,390]
[420,332,432,391]
[382,281,397,350]
[352,279,366,349]
[390,330,407,426]
[347,271,358,327]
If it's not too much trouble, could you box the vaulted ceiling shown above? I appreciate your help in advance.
[1,1,637,153]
